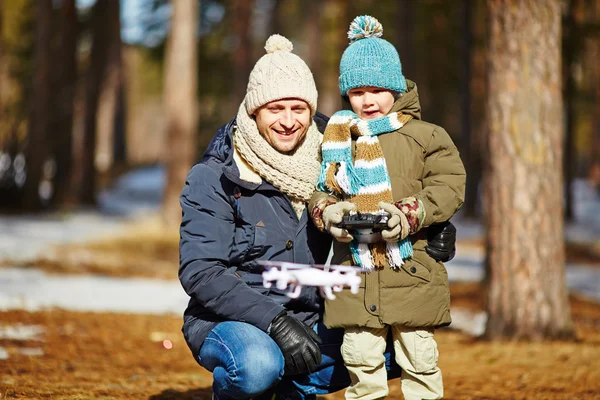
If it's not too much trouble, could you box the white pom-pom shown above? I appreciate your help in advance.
[347,15,383,43]
[265,34,293,54]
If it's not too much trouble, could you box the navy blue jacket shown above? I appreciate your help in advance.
[179,115,331,358]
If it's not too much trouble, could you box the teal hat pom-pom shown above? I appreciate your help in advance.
[347,15,383,43]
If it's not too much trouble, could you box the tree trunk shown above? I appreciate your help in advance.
[589,0,600,190]
[461,0,478,218]
[162,0,199,226]
[394,0,415,80]
[319,0,348,117]
[305,0,322,87]
[563,0,577,220]
[484,0,575,340]
[79,0,119,205]
[232,0,252,106]
[22,0,52,210]
[95,0,124,176]
[51,0,78,206]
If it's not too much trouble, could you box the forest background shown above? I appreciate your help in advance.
[1,0,600,399]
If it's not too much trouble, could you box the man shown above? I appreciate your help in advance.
[179,34,455,400]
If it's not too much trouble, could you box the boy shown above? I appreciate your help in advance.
[310,15,466,400]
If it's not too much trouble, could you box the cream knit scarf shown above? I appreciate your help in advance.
[233,103,322,219]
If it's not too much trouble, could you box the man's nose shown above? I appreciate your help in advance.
[280,110,294,129]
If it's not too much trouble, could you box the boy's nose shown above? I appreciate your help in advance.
[363,92,375,106]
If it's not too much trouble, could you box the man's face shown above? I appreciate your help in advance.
[347,86,395,120]
[254,99,312,154]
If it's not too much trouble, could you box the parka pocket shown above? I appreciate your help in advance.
[245,225,269,260]
[401,257,431,282]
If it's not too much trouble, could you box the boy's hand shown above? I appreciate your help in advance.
[323,202,356,243]
[378,202,410,242]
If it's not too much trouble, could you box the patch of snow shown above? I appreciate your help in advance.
[0,347,8,360]
[0,268,188,315]
[0,324,45,341]
[448,307,487,337]
[16,347,44,356]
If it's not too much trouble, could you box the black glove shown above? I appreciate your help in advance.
[268,311,322,376]
[425,221,456,262]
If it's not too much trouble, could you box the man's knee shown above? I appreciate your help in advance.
[219,339,285,398]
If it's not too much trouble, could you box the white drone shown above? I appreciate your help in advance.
[259,260,362,300]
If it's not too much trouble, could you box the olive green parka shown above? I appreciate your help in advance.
[310,80,466,329]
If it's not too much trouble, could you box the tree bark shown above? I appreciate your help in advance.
[232,0,252,105]
[484,0,575,340]
[79,0,120,205]
[563,0,577,220]
[22,0,52,210]
[162,0,199,226]
[589,0,600,190]
[95,0,124,175]
[394,0,415,80]
[51,0,78,206]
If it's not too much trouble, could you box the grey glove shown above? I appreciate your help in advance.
[378,201,410,242]
[322,201,357,243]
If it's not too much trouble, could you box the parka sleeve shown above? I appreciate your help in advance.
[413,126,466,227]
[179,164,284,331]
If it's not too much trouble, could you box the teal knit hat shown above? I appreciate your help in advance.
[339,15,407,95]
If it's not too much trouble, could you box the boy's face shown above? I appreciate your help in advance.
[254,98,312,154]
[347,87,395,120]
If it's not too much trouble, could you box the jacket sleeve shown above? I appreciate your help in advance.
[179,164,285,331]
[413,127,466,227]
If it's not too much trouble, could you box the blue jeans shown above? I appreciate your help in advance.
[198,321,402,399]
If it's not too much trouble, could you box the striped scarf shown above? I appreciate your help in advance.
[317,110,413,270]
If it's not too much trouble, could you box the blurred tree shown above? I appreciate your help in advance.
[0,0,3,117]
[563,0,581,220]
[590,0,600,189]
[51,0,78,206]
[79,0,121,205]
[484,0,574,340]
[305,0,322,88]
[162,0,198,226]
[21,0,52,210]
[232,0,252,105]
[319,0,349,116]
[460,0,477,219]
[394,0,415,80]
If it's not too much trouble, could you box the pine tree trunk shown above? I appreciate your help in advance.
[232,0,252,105]
[96,3,124,176]
[51,0,77,206]
[589,0,600,190]
[22,0,52,210]
[484,0,575,340]
[162,0,198,226]
[79,0,119,205]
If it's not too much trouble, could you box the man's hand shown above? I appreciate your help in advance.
[268,312,322,376]
[377,202,410,242]
[426,221,457,262]
[322,202,356,243]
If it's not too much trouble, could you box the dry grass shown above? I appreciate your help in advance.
[0,283,599,400]
[1,229,599,399]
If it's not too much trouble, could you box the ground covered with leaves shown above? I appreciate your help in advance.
[1,229,599,399]
[0,282,598,400]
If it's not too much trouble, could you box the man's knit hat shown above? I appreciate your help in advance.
[244,34,318,116]
[339,15,407,95]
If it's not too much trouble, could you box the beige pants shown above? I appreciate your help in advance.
[342,326,443,400]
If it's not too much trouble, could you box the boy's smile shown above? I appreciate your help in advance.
[347,87,396,120]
